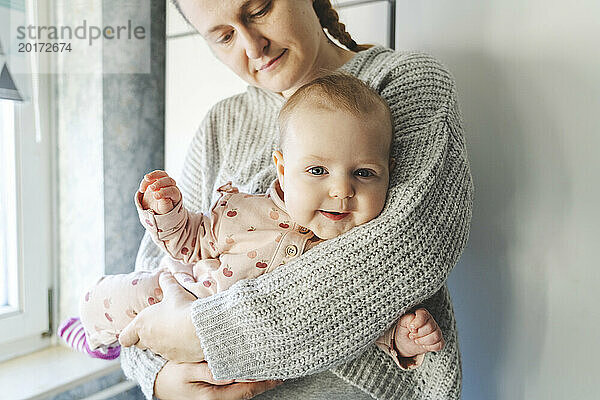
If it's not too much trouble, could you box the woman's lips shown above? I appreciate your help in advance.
[319,211,350,221]
[259,49,287,71]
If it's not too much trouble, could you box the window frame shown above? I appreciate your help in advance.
[0,5,56,361]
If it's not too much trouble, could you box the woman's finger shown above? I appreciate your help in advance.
[187,362,235,385]
[119,317,141,347]
[209,380,284,400]
[159,270,193,299]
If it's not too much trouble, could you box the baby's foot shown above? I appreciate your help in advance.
[59,317,121,360]
[394,308,445,358]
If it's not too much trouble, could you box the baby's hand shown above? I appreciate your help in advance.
[394,308,445,358]
[139,170,182,215]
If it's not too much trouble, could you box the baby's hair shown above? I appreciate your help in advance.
[278,72,393,150]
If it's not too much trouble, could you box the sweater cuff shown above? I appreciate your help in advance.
[190,293,259,380]
[120,346,167,400]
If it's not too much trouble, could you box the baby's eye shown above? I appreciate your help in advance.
[355,169,375,178]
[307,166,327,176]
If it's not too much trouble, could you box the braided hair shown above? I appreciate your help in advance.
[313,0,370,52]
[171,0,192,26]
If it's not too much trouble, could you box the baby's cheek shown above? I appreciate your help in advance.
[285,196,313,225]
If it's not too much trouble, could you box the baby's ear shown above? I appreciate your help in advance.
[272,150,285,186]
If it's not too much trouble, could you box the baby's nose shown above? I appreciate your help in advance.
[329,179,354,200]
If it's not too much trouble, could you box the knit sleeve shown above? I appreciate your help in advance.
[189,53,474,380]
[120,110,223,398]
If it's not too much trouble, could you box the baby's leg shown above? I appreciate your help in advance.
[60,269,164,358]
[394,308,445,358]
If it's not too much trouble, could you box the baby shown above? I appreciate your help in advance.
[60,73,444,371]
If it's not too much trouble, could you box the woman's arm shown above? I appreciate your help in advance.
[190,54,474,380]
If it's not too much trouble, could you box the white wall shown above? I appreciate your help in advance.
[165,4,246,180]
[395,1,600,398]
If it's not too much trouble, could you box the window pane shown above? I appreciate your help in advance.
[0,100,18,312]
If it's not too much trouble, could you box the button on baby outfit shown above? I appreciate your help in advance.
[298,226,310,234]
[285,245,298,257]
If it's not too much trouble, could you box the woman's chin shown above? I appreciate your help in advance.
[259,78,296,94]
[255,69,305,94]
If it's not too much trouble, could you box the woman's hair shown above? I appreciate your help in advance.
[313,0,370,52]
[170,0,369,52]
[278,72,393,150]
[171,0,192,26]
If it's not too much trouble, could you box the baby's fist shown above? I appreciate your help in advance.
[394,308,445,358]
[139,170,182,215]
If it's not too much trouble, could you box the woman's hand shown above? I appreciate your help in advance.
[155,361,283,400]
[119,271,204,362]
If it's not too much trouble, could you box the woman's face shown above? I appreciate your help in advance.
[178,0,330,94]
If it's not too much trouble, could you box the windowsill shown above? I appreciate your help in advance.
[0,345,121,400]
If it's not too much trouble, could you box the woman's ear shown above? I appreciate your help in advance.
[272,150,285,187]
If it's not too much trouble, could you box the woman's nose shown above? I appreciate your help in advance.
[239,27,269,60]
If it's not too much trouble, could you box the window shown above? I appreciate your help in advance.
[0,100,18,312]
[0,100,18,315]
[0,88,53,362]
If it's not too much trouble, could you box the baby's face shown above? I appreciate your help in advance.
[275,106,392,240]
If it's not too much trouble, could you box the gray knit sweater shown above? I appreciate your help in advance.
[121,45,473,399]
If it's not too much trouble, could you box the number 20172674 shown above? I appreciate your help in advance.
[18,42,72,52]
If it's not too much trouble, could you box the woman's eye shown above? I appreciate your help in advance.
[355,169,375,178]
[218,32,234,44]
[251,1,271,18]
[308,166,327,176]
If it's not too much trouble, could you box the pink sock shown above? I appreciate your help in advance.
[58,317,121,360]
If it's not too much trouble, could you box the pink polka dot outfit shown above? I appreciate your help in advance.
[135,181,321,297]
[75,180,422,370]
[78,269,165,351]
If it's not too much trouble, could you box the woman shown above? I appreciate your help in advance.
[119,0,473,399]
